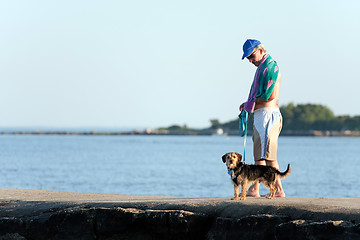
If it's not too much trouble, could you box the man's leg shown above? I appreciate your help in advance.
[246,159,265,197]
[247,120,263,197]
[249,108,284,197]
[265,160,285,197]
[263,117,285,197]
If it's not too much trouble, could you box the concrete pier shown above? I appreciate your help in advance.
[0,189,359,239]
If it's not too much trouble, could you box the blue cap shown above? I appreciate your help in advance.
[242,39,261,60]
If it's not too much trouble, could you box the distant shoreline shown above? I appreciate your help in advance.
[1,129,359,137]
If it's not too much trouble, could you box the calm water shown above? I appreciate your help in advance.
[0,135,359,198]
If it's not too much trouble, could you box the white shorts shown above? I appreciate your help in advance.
[253,107,282,161]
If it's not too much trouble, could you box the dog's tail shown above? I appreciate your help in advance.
[278,164,291,179]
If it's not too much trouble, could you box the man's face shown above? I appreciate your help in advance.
[247,48,264,67]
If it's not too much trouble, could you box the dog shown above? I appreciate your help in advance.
[222,152,291,200]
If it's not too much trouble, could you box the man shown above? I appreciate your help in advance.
[239,39,285,198]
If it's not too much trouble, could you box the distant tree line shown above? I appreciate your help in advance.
[280,103,360,131]
[211,103,360,133]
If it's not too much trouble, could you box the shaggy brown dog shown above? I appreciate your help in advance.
[222,152,291,200]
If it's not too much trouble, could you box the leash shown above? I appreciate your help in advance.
[238,110,249,163]
[227,111,248,178]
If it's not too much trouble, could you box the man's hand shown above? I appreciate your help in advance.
[239,103,245,111]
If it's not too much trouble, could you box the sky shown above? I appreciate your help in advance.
[0,0,359,129]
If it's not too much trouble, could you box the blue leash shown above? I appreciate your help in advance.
[238,110,249,162]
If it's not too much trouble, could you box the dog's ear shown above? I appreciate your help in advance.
[222,154,227,163]
[236,152,242,161]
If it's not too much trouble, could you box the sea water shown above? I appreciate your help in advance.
[0,135,359,198]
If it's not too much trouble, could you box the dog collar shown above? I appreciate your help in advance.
[228,170,237,180]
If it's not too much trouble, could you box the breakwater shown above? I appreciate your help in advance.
[0,189,360,239]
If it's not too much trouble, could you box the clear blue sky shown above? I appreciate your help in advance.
[1,1,359,129]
